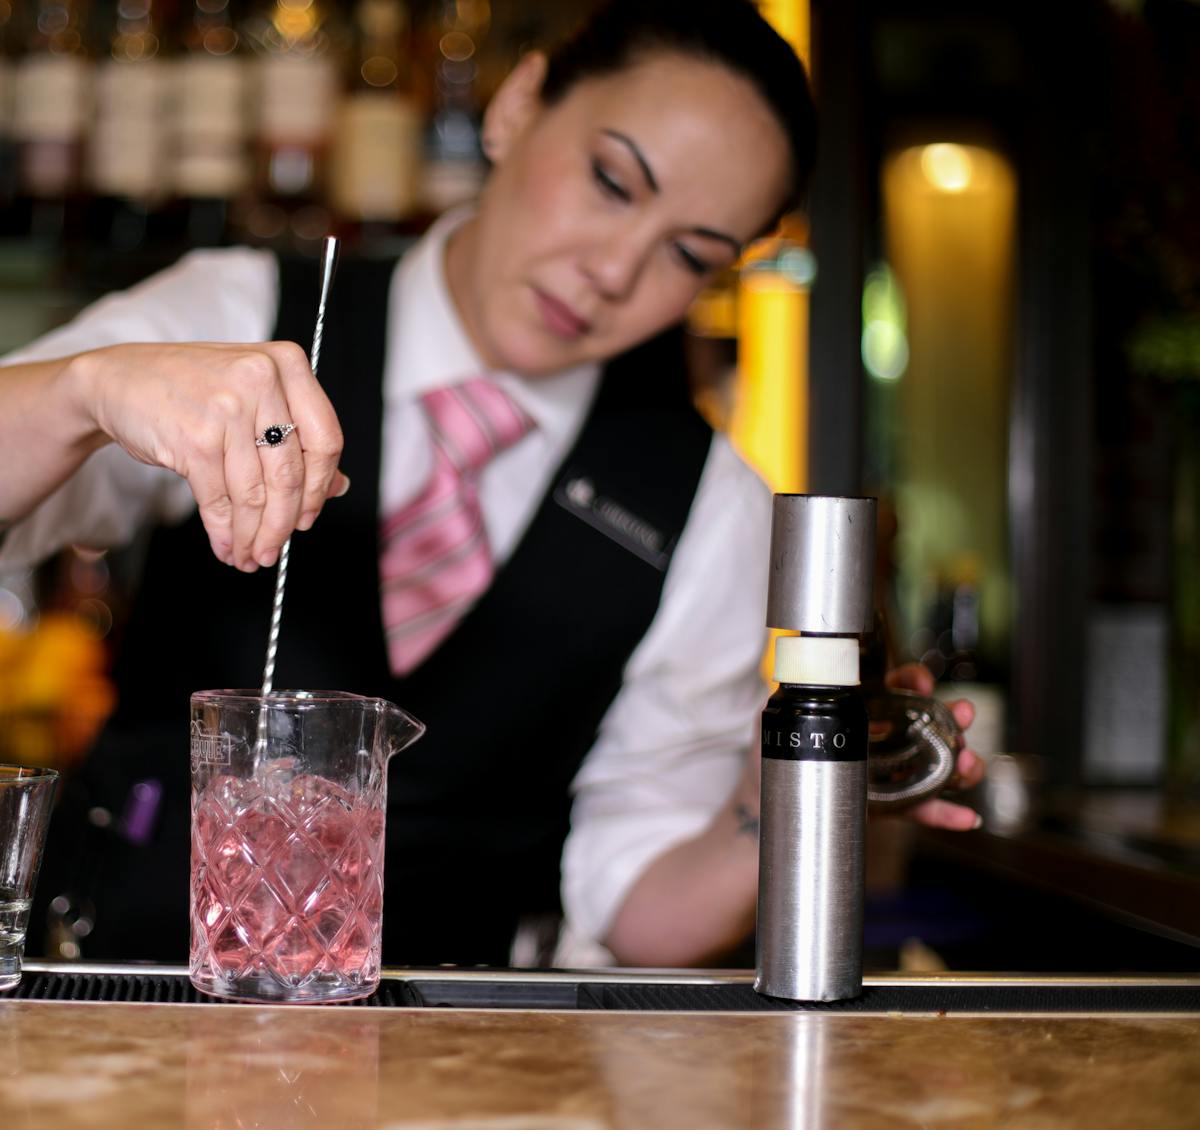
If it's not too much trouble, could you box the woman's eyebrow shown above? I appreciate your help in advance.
[691,227,741,254]
[601,129,660,192]
[600,128,741,252]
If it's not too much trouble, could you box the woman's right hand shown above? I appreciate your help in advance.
[72,340,346,571]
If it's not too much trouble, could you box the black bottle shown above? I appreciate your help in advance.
[756,635,869,1000]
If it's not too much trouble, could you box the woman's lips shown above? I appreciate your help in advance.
[532,287,590,340]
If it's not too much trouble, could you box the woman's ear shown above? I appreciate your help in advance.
[481,50,548,163]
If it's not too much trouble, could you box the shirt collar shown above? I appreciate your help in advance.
[386,208,601,443]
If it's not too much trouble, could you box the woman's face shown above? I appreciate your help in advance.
[445,50,792,378]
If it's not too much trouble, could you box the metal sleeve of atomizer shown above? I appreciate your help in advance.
[755,494,877,1003]
[766,494,877,635]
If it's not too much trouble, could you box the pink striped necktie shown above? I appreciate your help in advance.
[380,378,535,675]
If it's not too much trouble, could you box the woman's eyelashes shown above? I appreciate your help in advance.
[673,244,711,276]
[592,158,631,202]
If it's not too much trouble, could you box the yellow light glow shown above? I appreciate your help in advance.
[862,264,909,382]
[731,263,811,685]
[731,269,808,494]
[920,143,973,193]
[862,320,908,382]
[882,141,1016,654]
[273,0,318,40]
[759,0,810,66]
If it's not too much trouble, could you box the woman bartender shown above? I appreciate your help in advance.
[0,0,983,967]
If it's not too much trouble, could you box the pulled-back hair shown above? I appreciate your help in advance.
[540,0,817,218]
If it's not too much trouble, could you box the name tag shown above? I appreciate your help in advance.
[553,473,674,571]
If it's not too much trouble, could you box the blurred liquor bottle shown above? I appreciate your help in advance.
[237,0,341,251]
[929,555,984,683]
[922,554,1007,757]
[11,0,91,247]
[86,0,169,269]
[168,0,251,249]
[329,0,422,249]
[420,0,488,217]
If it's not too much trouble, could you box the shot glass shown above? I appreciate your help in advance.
[0,765,59,991]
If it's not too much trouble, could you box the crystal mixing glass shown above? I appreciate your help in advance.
[189,690,423,1003]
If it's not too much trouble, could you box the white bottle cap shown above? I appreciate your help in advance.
[773,635,861,686]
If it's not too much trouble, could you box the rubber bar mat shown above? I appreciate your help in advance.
[5,972,1199,1012]
[574,982,1200,1013]
[410,979,580,1010]
[1,970,420,1007]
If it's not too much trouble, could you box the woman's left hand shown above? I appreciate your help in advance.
[884,662,986,831]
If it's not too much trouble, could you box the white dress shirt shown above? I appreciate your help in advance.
[0,213,774,945]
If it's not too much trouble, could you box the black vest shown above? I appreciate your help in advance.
[70,253,713,966]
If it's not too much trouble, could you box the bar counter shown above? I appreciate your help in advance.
[3,965,1200,1128]
[918,788,1200,950]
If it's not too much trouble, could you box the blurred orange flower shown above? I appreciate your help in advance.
[0,613,116,770]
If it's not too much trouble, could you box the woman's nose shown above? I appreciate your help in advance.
[580,233,648,302]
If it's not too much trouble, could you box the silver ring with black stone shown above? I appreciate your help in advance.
[255,423,296,448]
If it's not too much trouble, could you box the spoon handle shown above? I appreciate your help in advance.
[260,235,340,702]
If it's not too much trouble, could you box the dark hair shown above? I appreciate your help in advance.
[540,0,817,219]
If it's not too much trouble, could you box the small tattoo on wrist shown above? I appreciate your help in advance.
[735,802,760,837]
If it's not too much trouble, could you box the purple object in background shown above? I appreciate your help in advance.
[117,780,163,845]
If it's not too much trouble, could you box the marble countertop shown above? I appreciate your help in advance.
[3,985,1200,1128]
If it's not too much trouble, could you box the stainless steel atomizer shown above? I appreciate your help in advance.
[755,494,877,1001]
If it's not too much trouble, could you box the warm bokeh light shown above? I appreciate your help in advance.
[861,264,909,382]
[758,0,810,66]
[862,320,908,383]
[882,142,1016,658]
[920,143,974,193]
[272,0,319,41]
[731,262,808,494]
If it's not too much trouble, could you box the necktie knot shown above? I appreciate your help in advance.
[421,378,535,476]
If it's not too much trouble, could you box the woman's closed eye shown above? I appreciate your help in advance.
[673,243,711,276]
[592,159,631,202]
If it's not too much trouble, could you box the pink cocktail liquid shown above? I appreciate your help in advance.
[190,771,385,1002]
